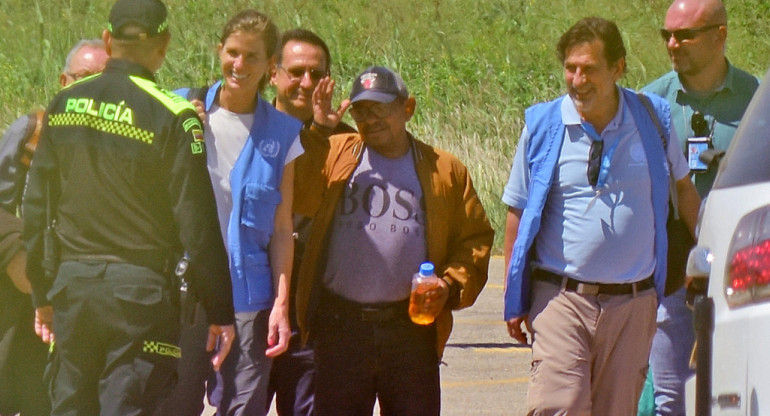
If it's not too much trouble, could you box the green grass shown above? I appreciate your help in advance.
[2,0,769,253]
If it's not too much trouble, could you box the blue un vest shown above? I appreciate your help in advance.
[503,88,671,320]
[179,81,302,312]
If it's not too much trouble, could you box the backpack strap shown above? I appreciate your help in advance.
[637,92,680,219]
[186,87,207,102]
[637,93,668,150]
[19,110,44,168]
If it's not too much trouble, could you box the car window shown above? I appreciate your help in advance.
[713,68,770,189]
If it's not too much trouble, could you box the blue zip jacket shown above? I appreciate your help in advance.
[177,81,302,312]
[503,88,671,320]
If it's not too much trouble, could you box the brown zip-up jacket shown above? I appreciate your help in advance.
[294,129,494,357]
[0,210,23,271]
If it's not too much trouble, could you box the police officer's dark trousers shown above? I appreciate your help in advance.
[47,260,180,416]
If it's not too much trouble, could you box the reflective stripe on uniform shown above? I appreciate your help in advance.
[142,340,182,359]
[130,76,199,116]
[48,113,155,144]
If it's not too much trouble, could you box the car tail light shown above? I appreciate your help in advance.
[726,206,770,307]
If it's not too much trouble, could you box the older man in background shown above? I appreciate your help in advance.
[0,39,108,213]
[0,38,107,416]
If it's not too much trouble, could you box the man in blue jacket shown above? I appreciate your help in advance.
[502,17,700,415]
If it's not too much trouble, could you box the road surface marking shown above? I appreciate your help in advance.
[474,347,530,354]
[442,377,529,388]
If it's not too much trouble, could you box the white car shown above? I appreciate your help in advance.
[686,67,770,416]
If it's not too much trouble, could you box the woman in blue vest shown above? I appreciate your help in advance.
[172,9,302,416]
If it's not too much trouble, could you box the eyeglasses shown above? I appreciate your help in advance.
[349,102,395,122]
[691,111,710,137]
[659,24,723,43]
[277,65,327,82]
[65,71,97,81]
[587,139,604,187]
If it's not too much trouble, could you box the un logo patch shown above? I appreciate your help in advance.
[258,138,280,159]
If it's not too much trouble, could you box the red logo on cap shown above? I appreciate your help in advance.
[360,73,377,89]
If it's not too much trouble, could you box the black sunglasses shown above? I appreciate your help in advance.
[659,24,722,42]
[691,111,710,137]
[278,66,327,82]
[587,140,604,187]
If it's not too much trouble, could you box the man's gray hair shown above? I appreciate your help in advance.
[62,39,106,74]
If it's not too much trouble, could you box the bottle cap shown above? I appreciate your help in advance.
[419,262,435,277]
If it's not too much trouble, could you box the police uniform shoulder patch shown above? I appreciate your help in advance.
[191,141,205,155]
[183,117,202,132]
[192,128,204,142]
[181,115,205,155]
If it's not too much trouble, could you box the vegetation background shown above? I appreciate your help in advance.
[1,0,768,253]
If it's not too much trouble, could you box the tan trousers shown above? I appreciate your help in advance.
[526,278,657,416]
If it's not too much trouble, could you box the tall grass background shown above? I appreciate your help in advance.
[1,0,769,253]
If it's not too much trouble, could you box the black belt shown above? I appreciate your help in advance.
[533,268,654,296]
[319,290,409,323]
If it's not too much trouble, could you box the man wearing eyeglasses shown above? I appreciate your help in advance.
[503,17,700,415]
[0,39,108,214]
[643,0,759,414]
[271,29,356,134]
[292,66,493,415]
[0,38,107,416]
[266,28,356,416]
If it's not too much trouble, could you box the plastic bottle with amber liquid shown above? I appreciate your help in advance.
[409,262,441,325]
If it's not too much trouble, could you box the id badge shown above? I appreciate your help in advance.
[687,136,709,171]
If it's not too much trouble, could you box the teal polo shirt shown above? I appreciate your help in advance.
[643,61,759,196]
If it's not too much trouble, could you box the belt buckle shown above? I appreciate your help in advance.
[575,282,600,296]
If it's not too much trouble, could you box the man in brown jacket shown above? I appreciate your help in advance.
[293,66,493,415]
[0,38,108,416]
[0,209,48,416]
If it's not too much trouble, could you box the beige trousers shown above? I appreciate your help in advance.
[526,278,657,416]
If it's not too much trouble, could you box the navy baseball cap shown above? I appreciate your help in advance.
[108,0,168,40]
[349,66,409,104]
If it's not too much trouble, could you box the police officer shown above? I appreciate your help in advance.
[23,1,235,414]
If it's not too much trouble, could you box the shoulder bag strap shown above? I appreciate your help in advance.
[637,92,681,220]
[19,110,44,168]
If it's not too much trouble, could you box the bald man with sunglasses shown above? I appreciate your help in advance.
[643,0,759,414]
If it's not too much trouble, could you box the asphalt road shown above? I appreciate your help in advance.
[437,255,530,415]
[206,256,531,415]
